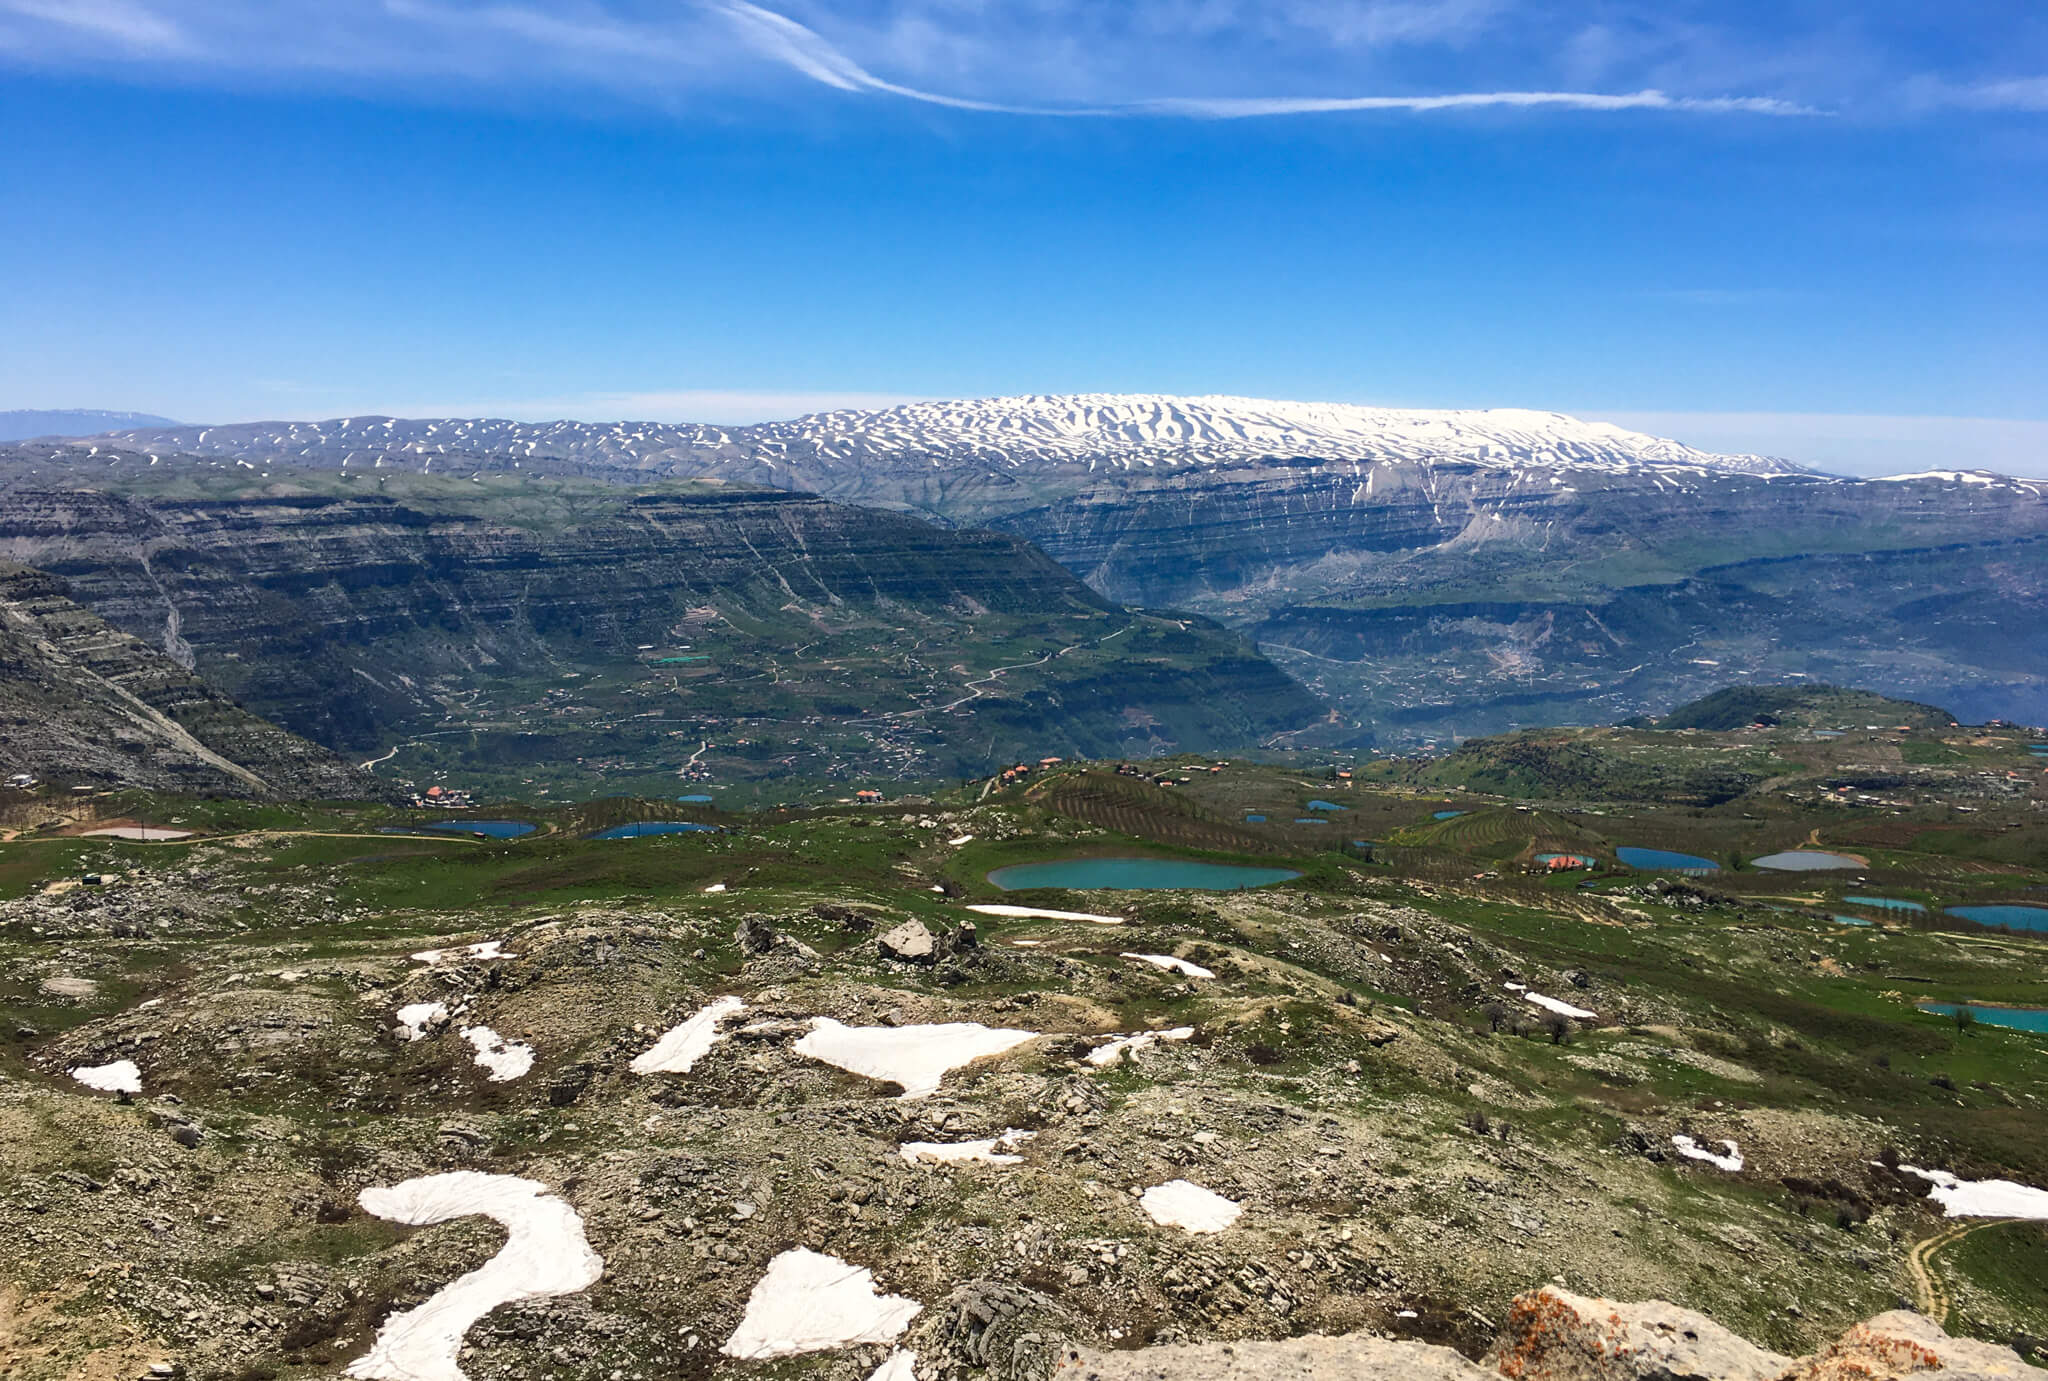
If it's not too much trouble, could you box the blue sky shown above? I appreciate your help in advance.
[1,0,2044,473]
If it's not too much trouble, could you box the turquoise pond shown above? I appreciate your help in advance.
[1432,810,1466,820]
[1243,814,1267,823]
[1306,800,1346,812]
[1918,1003,2048,1033]
[1845,895,1925,913]
[1753,850,1863,871]
[1616,846,1720,872]
[1946,904,2048,933]
[588,821,720,840]
[426,820,535,839]
[987,857,1302,891]
[677,794,715,803]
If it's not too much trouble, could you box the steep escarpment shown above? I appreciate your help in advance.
[0,471,1320,790]
[1256,538,2048,744]
[0,563,376,798]
[28,396,2048,747]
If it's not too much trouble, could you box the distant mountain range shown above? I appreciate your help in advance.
[92,394,1801,478]
[11,392,2048,747]
[0,409,178,442]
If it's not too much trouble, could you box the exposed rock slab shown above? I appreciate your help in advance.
[1485,1286,1789,1380]
[1777,1310,2044,1379]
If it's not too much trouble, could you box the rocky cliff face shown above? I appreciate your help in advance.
[0,562,376,798]
[0,468,1320,789]
[43,396,2048,746]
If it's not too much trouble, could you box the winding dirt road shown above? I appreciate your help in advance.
[1907,1217,2019,1324]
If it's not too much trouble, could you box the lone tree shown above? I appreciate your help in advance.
[1542,1012,1574,1045]
[1953,1005,1979,1036]
[1482,1001,1509,1033]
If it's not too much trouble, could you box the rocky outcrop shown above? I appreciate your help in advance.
[1484,1288,1789,1380]
[1063,1294,2041,1381]
[1779,1311,2043,1380]
[879,920,939,964]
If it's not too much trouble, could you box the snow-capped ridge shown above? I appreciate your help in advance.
[93,393,1807,480]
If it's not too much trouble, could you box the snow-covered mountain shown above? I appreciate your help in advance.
[745,394,1802,476]
[92,394,1800,479]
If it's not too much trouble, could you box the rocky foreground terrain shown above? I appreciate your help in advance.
[3,777,2045,1380]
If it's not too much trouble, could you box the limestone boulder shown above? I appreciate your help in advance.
[1484,1287,1789,1381]
[1778,1310,2044,1380]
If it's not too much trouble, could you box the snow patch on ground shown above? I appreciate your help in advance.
[1139,1180,1242,1234]
[948,834,975,846]
[794,1018,1039,1098]
[630,995,745,1075]
[1086,1027,1196,1067]
[967,904,1124,925]
[395,1002,449,1042]
[411,941,514,964]
[721,1248,923,1360]
[1121,952,1216,979]
[348,1172,603,1381]
[1900,1166,2048,1220]
[83,826,193,840]
[1672,1135,1743,1171]
[460,1027,534,1082]
[1524,991,1596,1020]
[868,1350,918,1381]
[900,1130,1035,1166]
[702,883,727,894]
[69,1059,141,1094]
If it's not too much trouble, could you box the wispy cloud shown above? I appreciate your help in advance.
[717,2,1812,119]
[1139,90,1814,118]
[0,0,2029,125]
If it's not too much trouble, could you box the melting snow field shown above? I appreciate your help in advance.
[1900,1166,2048,1220]
[948,834,975,846]
[900,1130,1035,1166]
[411,941,514,965]
[966,904,1124,925]
[1140,1180,1242,1234]
[1121,952,1216,979]
[1086,1027,1196,1067]
[721,1248,922,1360]
[395,1002,449,1042]
[630,995,745,1075]
[1523,991,1596,1021]
[69,1059,141,1094]
[794,1018,1039,1098]
[1672,1135,1744,1171]
[348,1172,603,1381]
[460,1028,534,1082]
[83,826,193,840]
